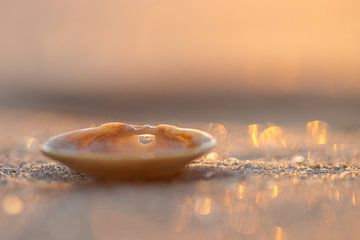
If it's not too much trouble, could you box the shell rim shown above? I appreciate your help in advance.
[41,123,217,162]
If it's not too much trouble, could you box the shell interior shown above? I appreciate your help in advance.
[41,122,216,178]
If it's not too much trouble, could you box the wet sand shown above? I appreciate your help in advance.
[1,105,360,240]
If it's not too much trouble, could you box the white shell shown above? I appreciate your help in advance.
[41,122,216,179]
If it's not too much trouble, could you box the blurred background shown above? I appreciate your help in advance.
[2,3,360,240]
[1,0,360,125]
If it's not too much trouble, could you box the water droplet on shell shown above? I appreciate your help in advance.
[138,134,156,144]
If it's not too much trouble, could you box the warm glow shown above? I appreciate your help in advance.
[335,191,340,201]
[204,152,219,161]
[275,226,284,240]
[271,185,279,199]
[259,125,287,148]
[194,197,212,216]
[307,120,328,145]
[248,124,260,147]
[236,184,245,200]
[2,194,24,215]
[3,1,360,96]
[352,192,356,206]
[248,124,287,148]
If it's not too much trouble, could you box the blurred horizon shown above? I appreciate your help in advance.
[1,0,360,98]
[1,0,360,129]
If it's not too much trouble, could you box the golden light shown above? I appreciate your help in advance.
[259,125,287,148]
[248,124,260,147]
[2,194,24,215]
[248,124,287,148]
[271,184,279,199]
[274,226,284,240]
[307,120,328,145]
[236,184,245,200]
[204,152,219,161]
[194,197,212,216]
[334,191,340,201]
[352,192,356,206]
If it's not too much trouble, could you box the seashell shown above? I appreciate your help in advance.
[41,122,216,179]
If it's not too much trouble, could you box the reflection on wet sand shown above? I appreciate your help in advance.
[2,195,23,215]
[169,175,360,239]
[1,111,360,239]
[1,175,360,240]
